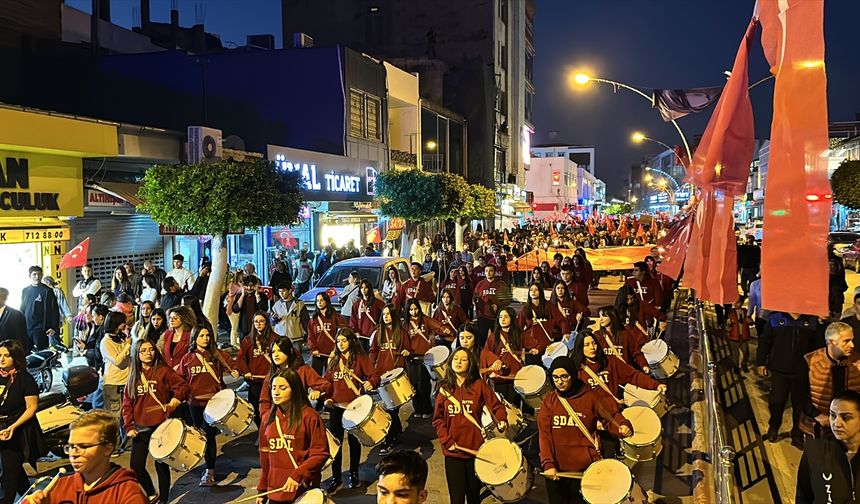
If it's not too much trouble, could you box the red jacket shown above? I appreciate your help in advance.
[728,308,751,342]
[538,387,631,472]
[480,330,523,381]
[350,297,384,338]
[563,279,590,307]
[161,329,191,369]
[258,405,330,503]
[259,365,331,421]
[324,354,381,405]
[236,333,276,382]
[45,465,148,504]
[518,302,570,353]
[369,324,412,375]
[432,304,469,342]
[473,277,509,321]
[307,311,347,356]
[579,357,660,403]
[432,379,505,459]
[177,349,232,407]
[395,277,435,307]
[625,277,663,309]
[403,315,452,357]
[594,327,649,370]
[553,299,590,329]
[439,278,463,305]
[122,364,188,431]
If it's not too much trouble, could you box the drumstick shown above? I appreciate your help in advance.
[234,481,290,503]
[541,470,584,480]
[23,468,67,503]
[251,374,268,380]
[452,446,496,464]
[596,405,625,431]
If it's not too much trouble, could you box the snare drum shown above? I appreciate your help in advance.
[542,342,569,369]
[377,368,415,410]
[342,395,392,447]
[203,388,255,436]
[623,384,668,418]
[294,488,335,503]
[481,393,525,440]
[514,365,552,411]
[641,339,680,379]
[581,459,648,504]
[323,429,340,470]
[620,406,663,464]
[423,346,450,381]
[149,418,207,471]
[474,438,534,503]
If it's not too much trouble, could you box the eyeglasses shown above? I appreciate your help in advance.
[63,442,107,454]
[552,374,571,381]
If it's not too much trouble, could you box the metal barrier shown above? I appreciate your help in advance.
[695,301,738,504]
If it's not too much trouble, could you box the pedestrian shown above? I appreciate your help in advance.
[727,299,752,372]
[224,269,245,347]
[43,275,71,329]
[801,322,859,439]
[294,250,315,296]
[236,311,277,428]
[138,274,160,306]
[268,261,291,294]
[130,301,154,341]
[165,254,195,292]
[143,308,167,348]
[110,267,135,300]
[159,277,182,311]
[339,271,361,322]
[0,288,28,353]
[21,265,60,351]
[232,275,269,337]
[141,260,167,296]
[746,272,768,337]
[100,311,131,453]
[270,280,309,348]
[73,263,102,309]
[162,306,196,371]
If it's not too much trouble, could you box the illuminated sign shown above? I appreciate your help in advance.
[86,189,131,209]
[0,227,70,244]
[552,171,561,186]
[0,152,84,217]
[267,145,378,202]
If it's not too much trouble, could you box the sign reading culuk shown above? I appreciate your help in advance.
[266,145,378,202]
[0,151,84,217]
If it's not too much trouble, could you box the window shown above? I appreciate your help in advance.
[396,261,409,281]
[349,89,364,138]
[349,88,383,142]
[366,95,381,141]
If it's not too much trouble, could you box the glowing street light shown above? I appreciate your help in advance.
[573,73,591,85]
[631,131,646,144]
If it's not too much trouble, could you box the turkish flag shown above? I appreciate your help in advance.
[635,224,646,240]
[366,226,382,244]
[59,237,90,270]
[273,227,298,248]
[619,219,629,240]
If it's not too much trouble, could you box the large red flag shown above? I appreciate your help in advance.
[606,217,616,234]
[619,219,629,240]
[635,224,646,241]
[758,0,830,316]
[59,237,90,270]
[656,212,694,281]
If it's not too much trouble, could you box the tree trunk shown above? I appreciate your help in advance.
[455,220,465,252]
[203,232,227,331]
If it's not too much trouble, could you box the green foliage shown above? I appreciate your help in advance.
[376,168,496,222]
[831,160,860,210]
[138,159,306,234]
[604,202,634,215]
[462,184,496,219]
[437,172,470,219]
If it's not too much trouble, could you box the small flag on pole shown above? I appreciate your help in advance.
[59,237,90,270]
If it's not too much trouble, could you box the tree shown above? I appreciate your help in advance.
[461,183,496,219]
[831,160,860,209]
[138,159,305,326]
[604,202,634,215]
[375,169,443,221]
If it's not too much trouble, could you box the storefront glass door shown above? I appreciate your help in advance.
[0,242,41,309]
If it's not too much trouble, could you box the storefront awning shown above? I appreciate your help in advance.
[87,182,144,207]
[511,201,532,212]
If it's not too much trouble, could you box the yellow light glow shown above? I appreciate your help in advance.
[643,174,653,183]
[631,196,638,202]
[426,140,437,150]
[631,132,646,144]
[657,178,668,188]
[573,73,591,85]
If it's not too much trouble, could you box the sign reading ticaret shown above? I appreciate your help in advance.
[266,145,378,203]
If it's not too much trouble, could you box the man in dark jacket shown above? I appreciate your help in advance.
[796,390,860,503]
[21,265,60,351]
[757,312,825,447]
[0,287,28,352]
[736,235,761,298]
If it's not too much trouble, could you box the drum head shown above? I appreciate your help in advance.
[149,418,184,458]
[623,384,659,408]
[342,395,374,428]
[203,389,236,423]
[423,346,450,366]
[294,488,328,503]
[475,438,522,485]
[581,459,633,502]
[642,339,668,361]
[514,365,547,395]
[622,406,662,445]
[380,368,405,383]
[542,343,567,368]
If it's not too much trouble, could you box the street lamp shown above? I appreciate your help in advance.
[631,131,687,167]
[644,167,680,190]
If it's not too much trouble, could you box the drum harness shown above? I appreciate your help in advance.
[194,353,222,400]
[499,333,523,366]
[439,307,458,335]
[273,413,301,472]
[532,312,553,343]
[557,396,601,453]
[581,365,623,405]
[337,358,362,396]
[139,371,169,433]
[601,332,627,365]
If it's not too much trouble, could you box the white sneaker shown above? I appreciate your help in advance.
[199,469,216,487]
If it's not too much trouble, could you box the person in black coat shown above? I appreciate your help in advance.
[0,289,27,354]
[232,275,269,337]
[20,266,59,351]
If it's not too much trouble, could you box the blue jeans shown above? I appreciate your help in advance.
[90,375,105,409]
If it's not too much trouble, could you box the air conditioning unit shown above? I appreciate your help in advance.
[187,126,222,164]
[293,32,314,48]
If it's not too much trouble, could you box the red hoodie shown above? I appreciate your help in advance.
[177,349,232,407]
[259,365,331,421]
[350,297,384,338]
[594,327,649,370]
[480,330,523,382]
[625,276,663,309]
[439,278,463,305]
[235,332,276,381]
[578,358,660,404]
[473,277,509,321]
[122,364,188,431]
[368,325,412,375]
[323,354,381,405]
[258,405,329,503]
[403,315,453,357]
[563,279,590,307]
[518,302,570,353]
[538,387,631,472]
[432,379,505,459]
[395,277,435,307]
[307,311,347,356]
[432,304,469,341]
[161,329,191,369]
[553,299,591,327]
[45,465,148,504]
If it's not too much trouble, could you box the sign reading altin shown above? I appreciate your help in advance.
[0,151,84,217]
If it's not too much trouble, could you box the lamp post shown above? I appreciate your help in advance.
[644,167,680,190]
[631,131,687,168]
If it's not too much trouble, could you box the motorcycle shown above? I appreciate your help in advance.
[27,342,67,394]
[36,365,99,458]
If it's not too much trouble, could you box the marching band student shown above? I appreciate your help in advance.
[178,326,239,487]
[519,282,570,366]
[351,279,385,352]
[559,265,589,308]
[594,305,651,373]
[480,307,524,405]
[615,284,666,334]
[473,263,510,349]
[433,348,507,504]
[539,356,632,504]
[439,268,463,306]
[323,328,381,493]
[162,306,196,370]
[0,340,40,504]
[403,299,454,419]
[236,311,277,427]
[307,292,347,379]
[433,289,468,347]
[369,305,412,454]
[259,336,330,423]
[143,308,167,347]
[549,281,590,331]
[375,450,429,504]
[453,322,480,360]
[257,368,330,504]
[458,265,474,319]
[122,339,188,504]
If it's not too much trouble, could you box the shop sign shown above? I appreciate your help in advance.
[0,227,70,244]
[266,145,379,202]
[388,217,405,231]
[321,215,378,225]
[0,151,84,217]
[158,225,245,236]
[86,189,132,209]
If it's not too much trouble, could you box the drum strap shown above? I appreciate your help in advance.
[602,334,626,364]
[195,353,221,383]
[338,359,361,396]
[439,308,457,333]
[499,334,523,365]
[140,372,167,414]
[634,321,650,340]
[533,314,553,343]
[581,365,621,404]
[558,397,600,451]
[410,320,432,345]
[438,388,484,432]
[320,321,337,344]
[274,415,300,470]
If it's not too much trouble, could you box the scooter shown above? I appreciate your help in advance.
[27,342,67,394]
[36,365,99,457]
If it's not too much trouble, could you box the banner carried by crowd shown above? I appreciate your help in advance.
[509,246,653,272]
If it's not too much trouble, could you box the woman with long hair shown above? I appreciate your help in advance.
[111,266,135,300]
[162,306,196,370]
[236,311,277,427]
[368,304,411,453]
[403,298,454,419]
[322,328,380,493]
[530,267,548,290]
[259,336,330,423]
[131,300,155,341]
[549,280,590,332]
[308,292,348,379]
[381,266,400,305]
[432,288,468,347]
[452,322,480,361]
[439,267,463,306]
[225,269,245,347]
[178,325,239,486]
[480,307,524,404]
[433,347,507,504]
[615,284,665,333]
[100,312,132,453]
[518,282,569,366]
[458,264,474,319]
[350,279,385,352]
[258,368,330,503]
[181,295,214,335]
[122,339,188,503]
[593,305,650,373]
[570,330,664,401]
[144,308,168,348]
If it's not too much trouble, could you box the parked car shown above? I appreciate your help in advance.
[299,256,412,314]
[842,238,860,272]
[829,232,860,257]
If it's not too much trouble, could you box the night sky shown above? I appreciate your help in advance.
[67,0,860,196]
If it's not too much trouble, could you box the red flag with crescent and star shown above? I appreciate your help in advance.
[59,237,90,270]
[273,227,298,248]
